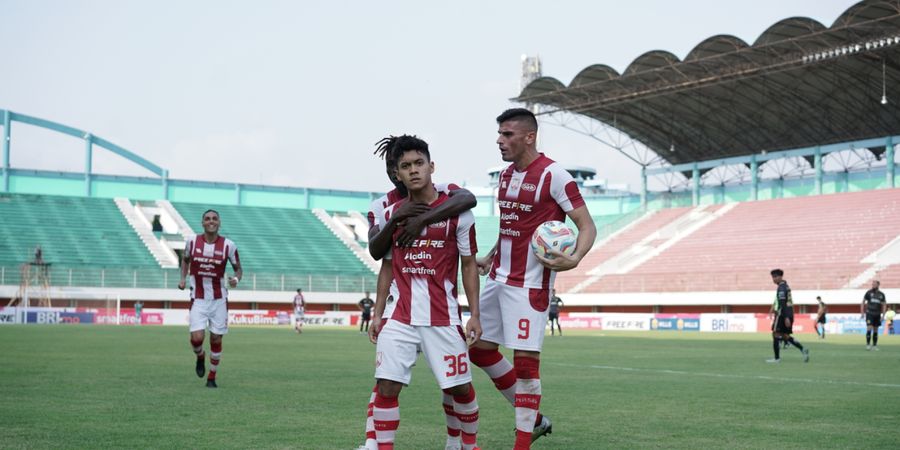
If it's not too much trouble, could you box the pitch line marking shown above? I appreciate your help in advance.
[547,362,900,389]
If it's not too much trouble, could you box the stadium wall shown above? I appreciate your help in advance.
[3,306,894,336]
[6,168,376,212]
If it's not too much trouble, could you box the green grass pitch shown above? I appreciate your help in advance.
[1,326,897,449]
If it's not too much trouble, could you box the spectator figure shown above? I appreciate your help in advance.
[151,215,163,237]
[33,245,44,265]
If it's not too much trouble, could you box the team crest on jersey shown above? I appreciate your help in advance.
[509,178,521,191]
[375,351,383,368]
[428,220,448,229]
[501,180,507,188]
[521,183,537,192]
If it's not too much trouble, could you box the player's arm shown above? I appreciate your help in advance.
[476,239,498,276]
[396,188,477,247]
[178,241,192,290]
[229,248,242,288]
[368,202,431,259]
[861,294,867,317]
[536,205,597,271]
[460,254,482,346]
[369,260,392,344]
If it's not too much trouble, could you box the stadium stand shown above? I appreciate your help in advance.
[0,193,160,268]
[171,203,374,285]
[0,193,165,288]
[554,207,692,291]
[577,189,900,293]
[873,264,900,287]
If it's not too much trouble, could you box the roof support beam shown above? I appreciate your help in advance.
[646,136,900,176]
[887,136,896,188]
[2,110,10,192]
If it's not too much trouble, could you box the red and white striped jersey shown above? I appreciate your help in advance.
[185,234,240,301]
[366,183,461,229]
[293,293,305,313]
[489,154,585,289]
[379,192,477,326]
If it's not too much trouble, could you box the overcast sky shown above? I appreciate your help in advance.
[0,0,857,193]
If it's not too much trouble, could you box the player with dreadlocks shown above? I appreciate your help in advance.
[358,135,478,450]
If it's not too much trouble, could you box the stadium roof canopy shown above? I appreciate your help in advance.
[515,0,900,168]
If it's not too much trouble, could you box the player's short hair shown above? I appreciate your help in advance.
[496,108,538,131]
[770,269,784,277]
[816,296,821,300]
[387,135,430,168]
[296,288,302,293]
[202,209,220,219]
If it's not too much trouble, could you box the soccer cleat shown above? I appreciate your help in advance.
[444,437,461,450]
[195,358,205,378]
[765,358,781,363]
[531,415,553,443]
[866,345,872,351]
[206,379,217,388]
[802,348,810,363]
[873,346,880,351]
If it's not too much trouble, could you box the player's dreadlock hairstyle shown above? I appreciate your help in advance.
[373,135,398,163]
[374,135,407,196]
[386,135,430,169]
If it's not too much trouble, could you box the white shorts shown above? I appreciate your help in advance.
[480,278,550,352]
[294,310,304,322]
[374,320,471,389]
[189,299,228,335]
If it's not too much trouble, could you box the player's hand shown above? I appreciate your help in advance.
[535,248,580,272]
[178,280,186,290]
[229,277,239,288]
[368,317,382,344]
[465,316,482,347]
[476,256,492,276]
[392,201,430,221]
[396,216,426,247]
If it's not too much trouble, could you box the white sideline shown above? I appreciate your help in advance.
[547,362,900,389]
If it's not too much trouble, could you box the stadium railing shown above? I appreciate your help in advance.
[0,265,377,293]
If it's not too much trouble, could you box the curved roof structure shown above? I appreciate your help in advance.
[516,0,900,167]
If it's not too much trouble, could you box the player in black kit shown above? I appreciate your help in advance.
[861,280,887,350]
[767,269,809,363]
[358,291,375,333]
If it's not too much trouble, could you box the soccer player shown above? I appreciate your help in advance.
[549,290,563,337]
[358,291,375,333]
[293,288,305,334]
[474,108,597,449]
[815,296,827,339]
[767,269,808,363]
[367,135,482,450]
[134,300,143,326]
[886,307,896,335]
[178,209,242,388]
[861,280,887,350]
[360,136,478,450]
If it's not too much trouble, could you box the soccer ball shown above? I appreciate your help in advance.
[530,220,576,259]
